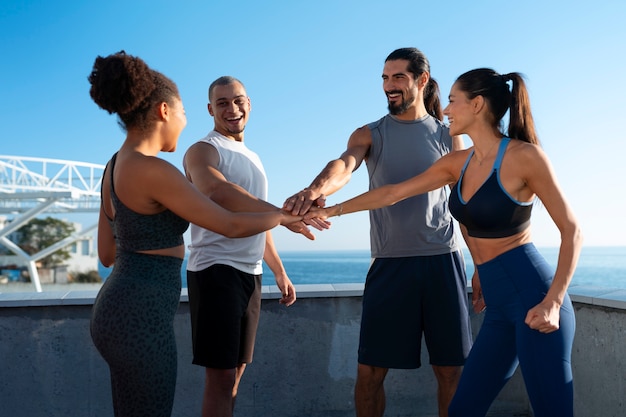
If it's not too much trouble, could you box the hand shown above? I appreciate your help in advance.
[525,299,561,333]
[275,274,297,307]
[283,189,326,215]
[471,272,486,313]
[283,221,315,240]
[304,205,338,222]
[304,217,332,230]
[282,218,330,240]
[279,210,303,226]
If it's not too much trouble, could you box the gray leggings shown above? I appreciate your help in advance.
[91,252,182,417]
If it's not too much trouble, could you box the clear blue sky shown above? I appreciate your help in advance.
[1,0,625,251]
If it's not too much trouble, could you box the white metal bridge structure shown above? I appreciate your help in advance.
[0,155,105,292]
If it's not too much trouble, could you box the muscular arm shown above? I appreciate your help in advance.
[306,151,464,219]
[97,162,116,266]
[460,225,486,313]
[263,230,296,306]
[184,142,276,212]
[284,125,372,215]
[139,156,300,237]
[522,145,583,331]
[184,142,319,239]
[97,204,115,267]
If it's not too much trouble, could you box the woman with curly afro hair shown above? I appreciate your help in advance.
[88,51,302,417]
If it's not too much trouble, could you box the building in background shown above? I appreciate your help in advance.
[0,215,98,284]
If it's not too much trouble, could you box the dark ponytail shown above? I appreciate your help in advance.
[424,77,443,121]
[504,73,538,145]
[455,68,538,144]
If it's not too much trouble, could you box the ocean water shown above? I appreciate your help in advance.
[260,246,626,289]
[99,246,626,290]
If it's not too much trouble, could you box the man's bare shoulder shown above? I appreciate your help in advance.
[183,141,219,173]
[348,124,373,147]
[185,140,217,155]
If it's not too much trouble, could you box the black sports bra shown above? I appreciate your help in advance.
[449,138,533,238]
[103,153,189,252]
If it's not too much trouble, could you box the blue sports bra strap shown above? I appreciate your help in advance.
[460,150,473,175]
[493,137,510,171]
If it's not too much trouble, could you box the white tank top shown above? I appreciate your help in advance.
[187,131,267,274]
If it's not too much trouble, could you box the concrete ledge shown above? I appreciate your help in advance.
[568,285,626,309]
[1,284,625,416]
[0,290,85,307]
[4,282,626,309]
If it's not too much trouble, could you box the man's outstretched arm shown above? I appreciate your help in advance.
[284,126,372,215]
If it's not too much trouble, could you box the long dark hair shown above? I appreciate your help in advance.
[88,51,180,132]
[455,68,538,144]
[385,47,442,121]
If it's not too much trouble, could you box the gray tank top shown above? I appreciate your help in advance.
[365,114,460,257]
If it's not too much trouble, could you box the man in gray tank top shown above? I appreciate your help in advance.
[284,48,472,417]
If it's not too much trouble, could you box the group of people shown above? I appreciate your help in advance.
[88,46,581,417]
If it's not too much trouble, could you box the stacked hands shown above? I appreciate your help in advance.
[282,190,333,239]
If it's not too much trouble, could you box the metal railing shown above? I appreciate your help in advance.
[0,156,105,291]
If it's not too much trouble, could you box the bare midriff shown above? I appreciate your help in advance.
[137,244,186,260]
[467,228,533,265]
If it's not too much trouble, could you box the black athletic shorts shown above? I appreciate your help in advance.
[187,264,262,369]
[358,252,472,369]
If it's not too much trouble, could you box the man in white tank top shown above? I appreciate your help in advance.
[183,76,322,417]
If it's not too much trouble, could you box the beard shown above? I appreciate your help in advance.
[387,92,415,115]
[225,123,246,135]
[227,126,245,134]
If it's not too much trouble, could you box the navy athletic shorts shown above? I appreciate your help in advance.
[358,251,472,369]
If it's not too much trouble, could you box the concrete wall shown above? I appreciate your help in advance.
[0,285,624,417]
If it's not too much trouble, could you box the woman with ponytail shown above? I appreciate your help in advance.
[307,68,581,417]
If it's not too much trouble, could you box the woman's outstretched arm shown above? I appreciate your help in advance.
[306,151,464,219]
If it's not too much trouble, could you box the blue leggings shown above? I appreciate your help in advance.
[449,244,575,417]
